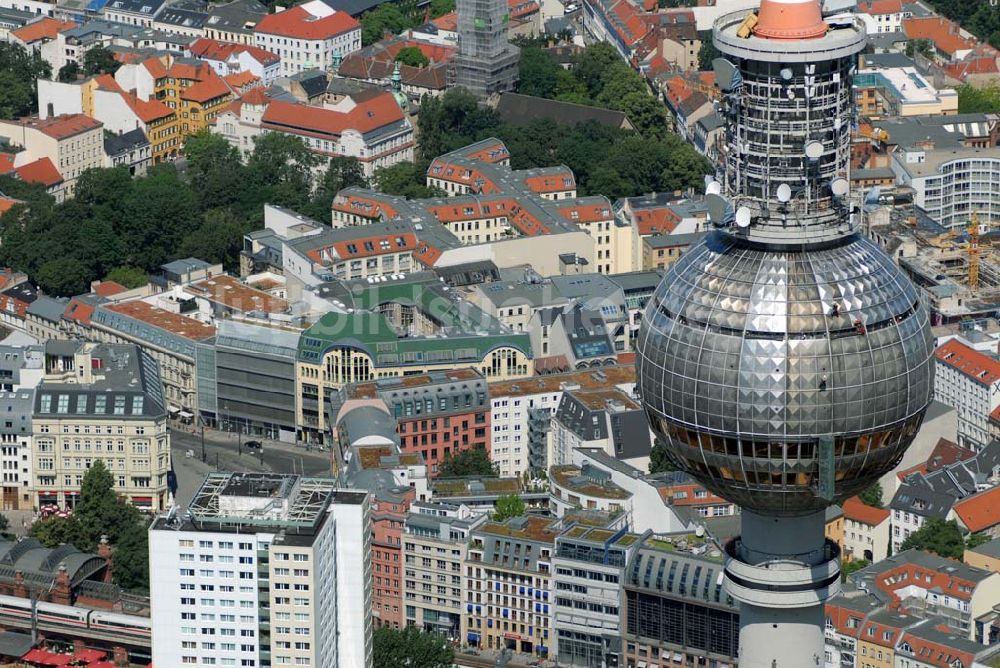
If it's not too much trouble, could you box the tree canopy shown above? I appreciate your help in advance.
[958,84,1000,114]
[29,461,151,591]
[395,46,429,68]
[0,131,365,296]
[0,42,51,119]
[859,482,883,508]
[841,558,870,582]
[438,447,496,478]
[373,626,454,668]
[648,441,675,474]
[899,518,966,560]
[82,46,121,76]
[493,494,526,522]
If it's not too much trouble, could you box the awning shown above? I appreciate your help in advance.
[178,410,194,419]
[168,405,180,414]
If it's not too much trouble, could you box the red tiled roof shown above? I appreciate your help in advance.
[557,202,613,224]
[0,152,15,175]
[430,11,456,31]
[167,60,211,81]
[875,561,980,603]
[508,0,539,19]
[860,618,906,649]
[413,243,443,266]
[857,0,902,15]
[188,37,279,65]
[15,158,63,187]
[261,93,403,140]
[255,5,359,40]
[223,70,260,90]
[523,171,575,193]
[240,87,271,105]
[10,18,75,44]
[181,73,232,102]
[898,630,976,668]
[934,338,1000,385]
[903,16,976,56]
[93,73,123,92]
[945,56,1000,79]
[0,197,19,215]
[23,114,102,140]
[633,207,681,235]
[332,193,398,220]
[142,56,168,79]
[105,301,216,340]
[63,297,95,325]
[94,281,127,297]
[842,496,890,526]
[953,486,1000,533]
[122,92,174,124]
[307,231,418,264]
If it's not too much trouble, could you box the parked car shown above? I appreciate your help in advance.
[244,440,263,451]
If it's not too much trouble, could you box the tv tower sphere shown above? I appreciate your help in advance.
[636,0,935,665]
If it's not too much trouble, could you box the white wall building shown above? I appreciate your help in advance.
[150,473,372,668]
[933,337,1000,451]
[253,0,360,77]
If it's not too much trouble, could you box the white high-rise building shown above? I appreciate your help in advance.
[150,473,371,668]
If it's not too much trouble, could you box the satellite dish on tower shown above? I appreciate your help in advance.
[735,207,752,228]
[707,181,722,195]
[831,178,849,197]
[706,194,734,226]
[805,141,824,159]
[776,183,792,203]
[780,67,793,81]
[713,58,739,92]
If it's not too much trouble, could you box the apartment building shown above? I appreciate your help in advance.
[932,338,1000,451]
[548,463,630,518]
[463,515,558,657]
[344,369,490,477]
[253,0,360,77]
[842,496,891,564]
[0,388,33,510]
[552,525,637,667]
[488,366,636,477]
[31,340,169,511]
[403,502,486,637]
[150,473,372,668]
[550,388,651,470]
[621,533,738,668]
[0,114,103,199]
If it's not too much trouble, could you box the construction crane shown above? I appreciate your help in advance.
[970,211,982,291]
[858,125,890,144]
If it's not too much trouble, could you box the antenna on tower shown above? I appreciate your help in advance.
[706,194,734,227]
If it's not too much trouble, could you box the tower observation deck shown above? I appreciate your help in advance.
[635,1,935,665]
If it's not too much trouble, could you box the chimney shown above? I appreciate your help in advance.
[51,564,71,606]
[113,646,129,667]
[98,535,114,584]
[13,570,26,599]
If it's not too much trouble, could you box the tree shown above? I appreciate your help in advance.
[372,161,443,199]
[0,513,9,535]
[841,558,870,582]
[35,257,92,296]
[958,84,1000,114]
[618,91,668,138]
[900,518,966,560]
[246,133,318,212]
[416,87,500,160]
[82,46,120,76]
[0,43,51,118]
[429,0,454,17]
[395,46,429,68]
[373,626,454,668]
[0,71,32,119]
[184,130,249,212]
[179,209,254,270]
[492,494,526,522]
[30,516,83,548]
[572,42,620,97]
[360,4,413,46]
[967,532,992,550]
[648,441,675,474]
[113,523,149,591]
[58,61,81,82]
[905,38,934,59]
[438,447,496,477]
[859,482,883,508]
[697,30,720,71]
[302,155,366,220]
[105,266,149,289]
[518,47,562,98]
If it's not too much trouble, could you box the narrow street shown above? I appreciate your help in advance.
[169,427,334,507]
